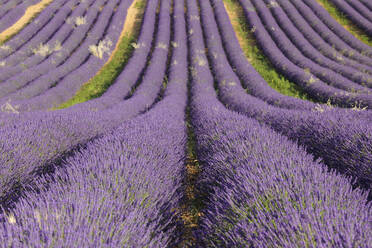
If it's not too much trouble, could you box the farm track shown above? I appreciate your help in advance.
[277,0,372,74]
[325,0,372,37]
[0,0,166,210]
[0,0,371,246]
[0,0,190,245]
[57,0,145,108]
[223,0,313,102]
[235,0,372,108]
[316,0,372,48]
[0,0,126,109]
[0,0,107,90]
[0,0,44,36]
[204,0,372,192]
[191,0,372,246]
[299,0,372,59]
[0,0,84,66]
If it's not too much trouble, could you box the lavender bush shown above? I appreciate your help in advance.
[202,0,372,193]
[186,1,372,246]
[327,0,372,36]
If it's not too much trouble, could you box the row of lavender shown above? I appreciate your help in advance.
[0,0,41,33]
[236,0,372,108]
[217,0,372,187]
[327,0,372,36]
[0,0,166,208]
[0,0,189,246]
[0,0,131,112]
[191,0,372,246]
[0,0,371,246]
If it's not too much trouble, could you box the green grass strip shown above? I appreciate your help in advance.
[56,0,145,109]
[223,0,313,101]
[316,0,372,47]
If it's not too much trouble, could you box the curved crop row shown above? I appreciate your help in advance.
[316,0,372,49]
[238,0,372,108]
[301,0,372,58]
[220,0,315,110]
[277,0,372,74]
[268,0,372,82]
[0,0,80,65]
[0,0,42,33]
[0,0,172,211]
[343,0,372,22]
[0,106,187,247]
[327,0,372,36]
[0,0,371,245]
[57,0,145,109]
[0,0,188,245]
[360,0,372,11]
[0,0,24,22]
[186,1,372,246]
[223,0,314,102]
[251,0,372,91]
[0,0,105,88]
[201,0,372,194]
[0,0,138,111]
[9,0,134,111]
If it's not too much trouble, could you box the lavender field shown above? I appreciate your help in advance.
[0,0,371,247]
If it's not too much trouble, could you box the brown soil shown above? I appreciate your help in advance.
[223,1,246,50]
[315,0,367,39]
[95,0,143,72]
[179,158,201,247]
[0,0,54,43]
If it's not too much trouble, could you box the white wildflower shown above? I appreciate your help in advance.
[267,1,279,8]
[314,104,325,113]
[34,210,46,229]
[313,100,333,113]
[156,42,168,50]
[351,101,367,111]
[326,98,333,107]
[32,43,52,57]
[0,45,11,51]
[1,99,20,114]
[190,15,199,21]
[308,75,317,84]
[7,213,16,224]
[55,210,62,220]
[196,56,206,66]
[75,16,86,26]
[131,42,141,49]
[89,38,113,59]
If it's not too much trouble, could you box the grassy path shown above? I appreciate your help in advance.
[0,0,54,44]
[223,0,314,101]
[316,0,372,47]
[57,0,146,109]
